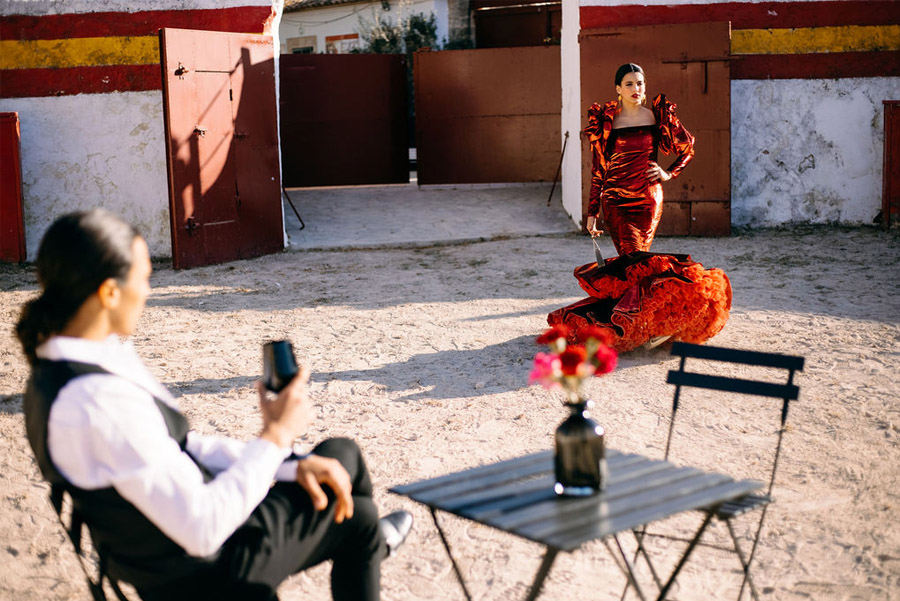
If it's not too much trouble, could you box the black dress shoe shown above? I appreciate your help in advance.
[380,510,413,557]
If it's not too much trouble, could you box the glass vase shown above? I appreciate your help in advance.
[554,400,608,496]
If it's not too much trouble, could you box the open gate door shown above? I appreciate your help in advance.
[160,28,283,269]
[580,22,731,235]
[279,54,409,187]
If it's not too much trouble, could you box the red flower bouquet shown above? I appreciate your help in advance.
[529,324,618,403]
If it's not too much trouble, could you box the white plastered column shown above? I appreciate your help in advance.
[560,0,582,228]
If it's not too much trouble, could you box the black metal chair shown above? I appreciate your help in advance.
[49,484,133,601]
[626,341,804,601]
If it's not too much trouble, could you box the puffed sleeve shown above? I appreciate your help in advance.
[585,103,605,216]
[653,94,695,179]
[585,102,616,217]
[584,102,605,140]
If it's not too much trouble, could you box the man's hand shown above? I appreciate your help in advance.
[258,367,312,450]
[296,455,354,523]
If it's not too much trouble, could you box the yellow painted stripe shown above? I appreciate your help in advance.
[733,25,900,55]
[0,36,159,70]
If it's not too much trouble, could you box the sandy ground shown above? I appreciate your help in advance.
[1,225,898,601]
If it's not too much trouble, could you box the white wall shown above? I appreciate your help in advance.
[733,77,899,226]
[279,0,448,54]
[0,0,281,260]
[560,0,582,227]
[0,93,171,260]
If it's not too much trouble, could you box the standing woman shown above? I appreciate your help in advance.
[17,209,411,601]
[585,62,695,254]
[549,63,731,351]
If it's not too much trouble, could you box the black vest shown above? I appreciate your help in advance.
[24,359,216,589]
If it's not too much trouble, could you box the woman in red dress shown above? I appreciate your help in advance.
[549,63,731,352]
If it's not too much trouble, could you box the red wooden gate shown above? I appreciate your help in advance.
[279,53,409,187]
[580,22,731,236]
[884,101,900,229]
[0,112,26,262]
[473,0,562,48]
[414,46,561,184]
[160,28,283,269]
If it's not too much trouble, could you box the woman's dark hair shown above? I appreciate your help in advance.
[615,63,644,86]
[16,209,141,364]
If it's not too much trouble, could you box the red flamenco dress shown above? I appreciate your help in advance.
[548,95,731,352]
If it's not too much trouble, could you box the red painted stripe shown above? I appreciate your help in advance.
[581,1,900,31]
[1,6,274,41]
[731,50,900,79]
[0,64,161,98]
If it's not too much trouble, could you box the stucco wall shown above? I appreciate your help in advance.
[0,0,280,260]
[0,92,170,260]
[560,0,582,226]
[733,77,898,226]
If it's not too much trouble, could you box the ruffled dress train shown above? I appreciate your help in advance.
[548,251,731,352]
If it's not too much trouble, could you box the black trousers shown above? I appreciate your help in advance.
[138,438,386,601]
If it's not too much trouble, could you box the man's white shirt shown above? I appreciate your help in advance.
[39,335,300,557]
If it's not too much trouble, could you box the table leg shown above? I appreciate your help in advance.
[603,536,649,601]
[656,511,715,600]
[429,507,473,601]
[523,547,559,601]
[629,528,664,591]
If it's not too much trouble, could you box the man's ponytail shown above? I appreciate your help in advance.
[14,209,140,364]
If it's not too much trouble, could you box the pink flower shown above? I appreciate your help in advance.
[528,352,561,389]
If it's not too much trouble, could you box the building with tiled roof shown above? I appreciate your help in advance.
[280,0,462,55]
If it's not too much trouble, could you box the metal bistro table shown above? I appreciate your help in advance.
[390,449,763,601]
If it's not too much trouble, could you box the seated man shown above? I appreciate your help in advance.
[19,209,412,601]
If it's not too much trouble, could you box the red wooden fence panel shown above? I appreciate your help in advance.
[0,112,26,263]
[884,101,900,229]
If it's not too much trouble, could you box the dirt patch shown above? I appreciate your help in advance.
[1,226,898,600]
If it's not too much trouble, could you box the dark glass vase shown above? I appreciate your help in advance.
[554,400,608,496]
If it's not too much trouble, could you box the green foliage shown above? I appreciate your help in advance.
[356,11,438,55]
[353,8,471,146]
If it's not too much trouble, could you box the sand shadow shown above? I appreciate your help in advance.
[313,334,674,403]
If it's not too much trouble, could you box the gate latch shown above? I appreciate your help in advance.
[175,63,190,78]
[185,217,200,234]
[193,125,207,137]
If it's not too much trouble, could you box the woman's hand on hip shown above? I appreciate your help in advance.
[296,455,355,523]
[647,161,672,182]
[257,366,313,449]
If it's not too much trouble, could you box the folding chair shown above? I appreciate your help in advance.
[49,483,134,601]
[626,341,804,601]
